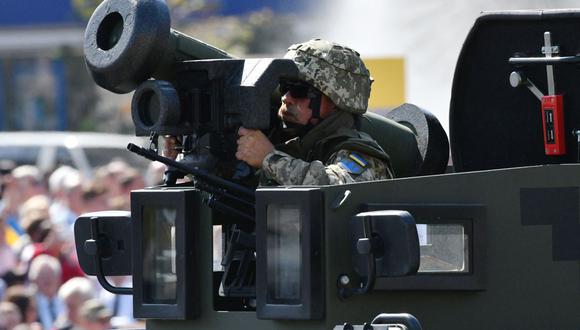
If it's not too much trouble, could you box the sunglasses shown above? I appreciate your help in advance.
[279,80,321,99]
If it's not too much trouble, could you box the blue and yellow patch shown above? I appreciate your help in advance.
[339,152,369,175]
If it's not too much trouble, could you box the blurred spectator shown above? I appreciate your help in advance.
[109,167,145,210]
[0,301,22,330]
[13,196,52,260]
[17,216,52,272]
[48,166,81,228]
[1,206,21,249]
[28,255,64,330]
[79,181,109,214]
[0,161,17,247]
[77,299,112,330]
[2,285,40,329]
[0,278,5,299]
[98,276,135,328]
[118,167,145,194]
[95,160,129,203]
[54,277,95,330]
[0,269,26,290]
[1,166,46,239]
[9,166,46,203]
[22,216,51,247]
[0,214,17,278]
[0,160,16,197]
[26,222,84,284]
[105,159,130,176]
[11,325,39,330]
[19,196,51,229]
[97,160,145,211]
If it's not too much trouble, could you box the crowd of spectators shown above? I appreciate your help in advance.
[0,159,163,330]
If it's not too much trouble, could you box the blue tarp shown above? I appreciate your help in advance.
[0,1,83,26]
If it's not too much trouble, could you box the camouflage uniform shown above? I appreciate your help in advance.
[261,39,393,186]
[261,111,393,186]
[262,145,391,185]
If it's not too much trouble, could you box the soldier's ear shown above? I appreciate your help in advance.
[326,95,337,110]
[320,95,337,118]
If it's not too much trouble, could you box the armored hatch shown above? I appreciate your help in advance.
[451,10,580,171]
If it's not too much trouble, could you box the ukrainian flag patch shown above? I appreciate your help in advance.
[339,152,369,175]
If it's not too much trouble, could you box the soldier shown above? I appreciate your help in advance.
[235,39,394,185]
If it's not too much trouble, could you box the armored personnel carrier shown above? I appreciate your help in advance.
[75,1,580,329]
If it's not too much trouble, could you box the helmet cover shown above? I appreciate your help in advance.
[284,39,372,114]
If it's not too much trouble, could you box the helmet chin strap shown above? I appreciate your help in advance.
[282,121,314,137]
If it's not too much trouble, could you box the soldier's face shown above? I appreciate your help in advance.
[279,92,313,125]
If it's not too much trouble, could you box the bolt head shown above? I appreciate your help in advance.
[510,71,523,87]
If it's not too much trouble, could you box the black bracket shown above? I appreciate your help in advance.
[85,217,133,295]
[339,217,377,299]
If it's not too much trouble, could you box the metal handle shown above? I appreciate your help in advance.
[89,217,133,295]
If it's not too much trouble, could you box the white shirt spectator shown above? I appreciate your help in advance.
[99,276,135,327]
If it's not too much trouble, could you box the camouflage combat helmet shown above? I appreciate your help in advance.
[284,39,372,114]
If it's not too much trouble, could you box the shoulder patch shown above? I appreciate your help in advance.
[339,152,369,175]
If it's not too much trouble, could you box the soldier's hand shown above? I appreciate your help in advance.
[162,135,180,160]
[236,127,274,168]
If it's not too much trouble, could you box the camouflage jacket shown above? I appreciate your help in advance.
[260,111,394,186]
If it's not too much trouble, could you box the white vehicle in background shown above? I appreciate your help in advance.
[0,131,149,178]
